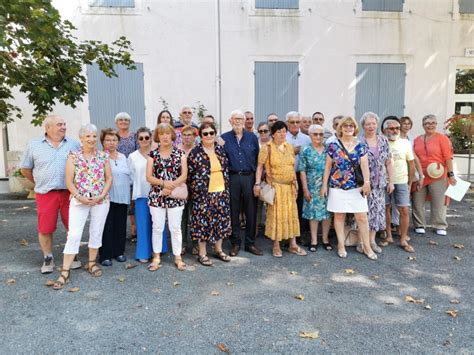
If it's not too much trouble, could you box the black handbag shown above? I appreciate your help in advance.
[338,139,364,187]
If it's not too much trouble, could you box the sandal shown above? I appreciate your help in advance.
[371,242,382,254]
[198,255,213,266]
[400,243,415,253]
[148,257,162,272]
[337,249,348,258]
[322,243,333,251]
[86,260,102,277]
[364,252,378,261]
[308,244,318,252]
[52,269,70,290]
[379,238,394,247]
[214,251,231,262]
[272,248,283,258]
[288,246,307,256]
[174,256,187,271]
[356,243,364,254]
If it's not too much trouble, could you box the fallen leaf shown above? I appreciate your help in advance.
[299,331,320,339]
[453,256,462,261]
[424,304,432,310]
[289,271,298,275]
[404,295,424,304]
[117,277,125,283]
[124,263,137,270]
[408,256,417,261]
[173,281,181,287]
[68,287,80,292]
[453,244,464,249]
[449,299,461,304]
[370,275,380,280]
[443,339,452,346]
[19,239,29,246]
[211,290,220,296]
[6,278,16,285]
[216,342,230,353]
[226,282,234,286]
[45,280,55,287]
[445,309,458,318]
[152,288,160,293]
[384,301,395,305]
[344,268,355,274]
[295,294,305,301]
[428,240,438,246]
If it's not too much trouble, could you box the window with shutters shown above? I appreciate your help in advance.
[362,0,404,12]
[454,68,474,115]
[88,0,134,7]
[459,0,474,14]
[255,0,299,9]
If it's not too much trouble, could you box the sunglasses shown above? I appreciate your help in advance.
[311,133,324,137]
[182,111,192,114]
[138,136,150,141]
[258,129,269,134]
[268,119,278,123]
[313,118,324,121]
[202,131,216,137]
[246,117,254,120]
[387,127,400,131]
[288,121,300,125]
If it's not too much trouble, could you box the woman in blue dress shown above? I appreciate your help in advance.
[298,125,332,252]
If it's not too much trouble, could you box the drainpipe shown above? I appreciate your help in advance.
[216,0,223,133]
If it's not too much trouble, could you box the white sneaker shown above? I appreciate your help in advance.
[40,256,55,274]
[415,228,426,234]
[71,258,82,270]
[436,229,447,236]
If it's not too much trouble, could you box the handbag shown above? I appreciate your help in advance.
[259,144,275,205]
[338,139,364,187]
[169,183,188,200]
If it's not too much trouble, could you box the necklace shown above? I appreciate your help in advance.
[341,139,355,151]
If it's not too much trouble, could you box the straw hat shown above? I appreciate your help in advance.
[426,162,444,179]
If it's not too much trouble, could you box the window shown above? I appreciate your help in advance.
[362,0,404,12]
[454,68,474,114]
[255,0,299,10]
[88,0,134,7]
[355,63,406,120]
[459,0,474,14]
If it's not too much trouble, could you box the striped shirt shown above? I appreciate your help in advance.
[20,135,80,194]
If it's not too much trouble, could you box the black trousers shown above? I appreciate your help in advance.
[229,174,257,247]
[296,172,309,233]
[99,202,128,262]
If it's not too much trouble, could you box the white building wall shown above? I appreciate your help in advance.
[4,0,474,177]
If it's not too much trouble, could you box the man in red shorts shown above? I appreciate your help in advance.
[21,115,81,273]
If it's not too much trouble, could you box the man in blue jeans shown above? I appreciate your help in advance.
[221,109,263,257]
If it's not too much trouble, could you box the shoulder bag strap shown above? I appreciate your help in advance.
[337,139,359,171]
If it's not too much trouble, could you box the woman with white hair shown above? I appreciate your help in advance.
[115,112,137,157]
[298,124,332,252]
[53,124,112,290]
[360,112,394,252]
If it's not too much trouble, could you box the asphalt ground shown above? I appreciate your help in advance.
[0,196,473,354]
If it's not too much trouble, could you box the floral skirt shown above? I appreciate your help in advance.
[265,182,300,241]
[367,187,386,232]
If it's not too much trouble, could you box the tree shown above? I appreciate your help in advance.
[0,0,135,125]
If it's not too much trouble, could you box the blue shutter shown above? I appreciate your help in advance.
[86,63,145,133]
[255,0,299,9]
[255,62,298,123]
[459,0,474,13]
[362,0,403,11]
[88,0,134,7]
[355,63,405,121]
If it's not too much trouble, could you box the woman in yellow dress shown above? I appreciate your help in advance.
[254,121,307,257]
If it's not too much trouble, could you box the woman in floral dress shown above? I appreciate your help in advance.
[187,122,232,266]
[298,124,331,252]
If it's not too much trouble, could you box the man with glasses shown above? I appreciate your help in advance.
[286,111,311,234]
[221,110,263,256]
[382,116,415,253]
[266,113,279,128]
[175,105,198,146]
[20,115,82,273]
[312,112,333,140]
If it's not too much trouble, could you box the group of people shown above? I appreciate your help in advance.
[20,106,456,290]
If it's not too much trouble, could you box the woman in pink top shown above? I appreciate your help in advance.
[412,114,456,236]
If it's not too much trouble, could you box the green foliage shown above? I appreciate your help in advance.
[455,69,474,95]
[444,114,474,153]
[192,101,208,121]
[0,0,135,125]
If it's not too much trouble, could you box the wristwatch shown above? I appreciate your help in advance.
[447,171,454,178]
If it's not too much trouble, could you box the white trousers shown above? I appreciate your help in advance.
[149,205,184,256]
[63,200,110,254]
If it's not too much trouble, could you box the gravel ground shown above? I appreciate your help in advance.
[0,196,473,354]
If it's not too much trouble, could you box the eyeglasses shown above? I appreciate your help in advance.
[258,129,269,134]
[288,121,300,125]
[104,138,118,143]
[268,119,278,123]
[182,133,194,137]
[138,136,150,141]
[313,118,324,122]
[342,124,355,129]
[424,122,437,126]
[387,127,400,131]
[183,111,192,115]
[311,133,324,137]
[202,131,216,137]
[117,118,130,122]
